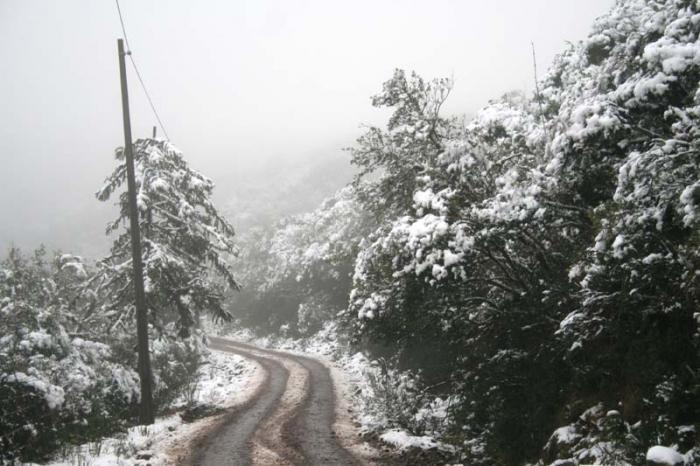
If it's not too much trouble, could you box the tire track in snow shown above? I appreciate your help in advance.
[194,337,359,466]
[192,340,290,466]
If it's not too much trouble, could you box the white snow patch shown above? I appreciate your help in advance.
[646,445,684,465]
[443,249,463,267]
[552,425,579,444]
[44,348,258,466]
[380,429,439,450]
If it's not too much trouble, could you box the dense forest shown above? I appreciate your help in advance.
[0,140,238,460]
[229,0,700,463]
[1,0,699,464]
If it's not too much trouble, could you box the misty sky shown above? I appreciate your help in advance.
[0,0,615,257]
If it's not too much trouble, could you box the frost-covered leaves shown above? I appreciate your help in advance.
[226,0,699,462]
[230,186,371,335]
[150,333,208,409]
[1,141,236,460]
[347,0,700,463]
[266,185,367,289]
[358,358,430,432]
[547,5,700,445]
[542,400,700,465]
[350,69,456,218]
[93,139,239,336]
[0,248,139,462]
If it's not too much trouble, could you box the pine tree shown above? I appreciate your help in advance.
[91,138,239,337]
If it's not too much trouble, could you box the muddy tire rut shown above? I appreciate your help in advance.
[191,337,360,466]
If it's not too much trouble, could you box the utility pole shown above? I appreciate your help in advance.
[117,38,155,425]
[152,125,157,138]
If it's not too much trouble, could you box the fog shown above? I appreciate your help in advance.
[0,0,614,258]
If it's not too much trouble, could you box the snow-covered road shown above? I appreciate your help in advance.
[191,337,360,466]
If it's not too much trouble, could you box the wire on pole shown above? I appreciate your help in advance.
[115,0,171,141]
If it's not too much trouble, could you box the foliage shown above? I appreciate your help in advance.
[350,69,456,219]
[228,186,372,336]
[150,331,208,409]
[1,140,239,461]
[0,247,139,462]
[91,138,240,338]
[358,358,430,433]
[235,0,700,463]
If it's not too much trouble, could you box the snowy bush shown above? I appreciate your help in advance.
[342,0,700,462]
[150,331,208,409]
[226,0,700,463]
[0,248,139,462]
[358,358,428,433]
[1,140,239,461]
[228,185,371,335]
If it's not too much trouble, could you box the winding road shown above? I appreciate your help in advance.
[191,337,361,466]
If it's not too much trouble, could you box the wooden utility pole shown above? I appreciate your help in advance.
[152,126,157,138]
[117,38,155,425]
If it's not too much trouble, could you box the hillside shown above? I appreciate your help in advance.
[228,0,700,464]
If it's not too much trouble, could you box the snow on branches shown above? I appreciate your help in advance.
[93,139,239,337]
[0,248,139,461]
[344,0,700,463]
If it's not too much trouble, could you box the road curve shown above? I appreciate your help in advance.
[192,337,359,466]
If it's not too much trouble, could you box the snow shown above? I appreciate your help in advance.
[406,214,449,247]
[679,182,698,227]
[21,330,54,350]
[413,188,451,215]
[632,72,674,99]
[568,263,583,280]
[612,234,626,259]
[136,191,149,212]
[678,425,695,435]
[646,445,684,465]
[643,38,700,74]
[218,323,456,458]
[150,177,169,191]
[110,366,140,403]
[380,429,440,450]
[551,425,579,444]
[443,249,463,267]
[188,350,258,407]
[565,101,620,140]
[46,417,182,466]
[58,254,88,278]
[642,253,664,265]
[3,371,65,410]
[357,293,386,320]
[559,311,584,331]
[432,263,447,280]
[42,348,258,466]
[593,230,607,253]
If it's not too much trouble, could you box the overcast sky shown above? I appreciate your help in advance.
[0,0,615,257]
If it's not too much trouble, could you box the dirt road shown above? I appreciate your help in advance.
[191,337,361,466]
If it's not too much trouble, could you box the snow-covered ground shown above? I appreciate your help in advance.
[646,445,689,466]
[218,323,456,457]
[38,350,259,466]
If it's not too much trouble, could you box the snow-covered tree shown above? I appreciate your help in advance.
[0,247,139,462]
[350,69,456,219]
[229,185,371,335]
[90,139,239,337]
[222,0,700,463]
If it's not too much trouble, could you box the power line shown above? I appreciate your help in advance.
[115,0,171,141]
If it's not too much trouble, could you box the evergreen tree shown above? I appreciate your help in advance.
[91,138,239,338]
